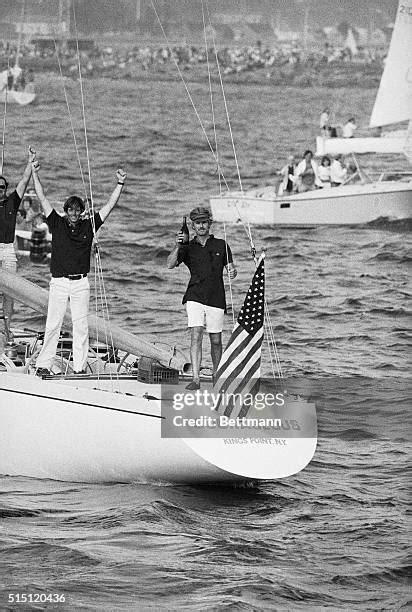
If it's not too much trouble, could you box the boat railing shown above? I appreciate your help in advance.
[374,171,412,182]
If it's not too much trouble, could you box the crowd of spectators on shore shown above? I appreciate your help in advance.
[0,37,387,79]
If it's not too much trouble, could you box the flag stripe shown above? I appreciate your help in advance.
[214,324,245,378]
[214,332,263,396]
[222,356,261,401]
[237,379,261,419]
[222,360,261,417]
[216,351,261,414]
[215,328,262,382]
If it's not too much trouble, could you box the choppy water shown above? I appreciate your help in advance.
[0,77,411,609]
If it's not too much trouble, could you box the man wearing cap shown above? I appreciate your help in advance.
[31,157,127,376]
[167,207,237,390]
[0,146,37,343]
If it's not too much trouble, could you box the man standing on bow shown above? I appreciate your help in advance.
[31,157,126,376]
[0,146,36,342]
[167,207,237,390]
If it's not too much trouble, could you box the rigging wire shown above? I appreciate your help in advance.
[201,1,235,328]
[204,1,283,381]
[205,1,283,382]
[150,0,282,379]
[68,3,121,389]
[52,37,89,203]
[0,57,10,175]
[203,1,255,255]
[149,0,231,191]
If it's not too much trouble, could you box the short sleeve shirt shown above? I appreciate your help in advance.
[177,235,233,310]
[46,209,103,277]
[0,190,21,243]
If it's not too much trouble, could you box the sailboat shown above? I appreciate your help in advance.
[210,0,412,227]
[316,2,411,157]
[0,0,36,106]
[0,1,318,485]
[0,266,317,484]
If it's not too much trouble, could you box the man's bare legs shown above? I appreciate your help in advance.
[209,332,222,377]
[187,326,203,390]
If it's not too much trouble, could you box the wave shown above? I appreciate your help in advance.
[0,507,42,518]
[370,307,410,316]
[332,428,380,441]
[370,252,412,263]
[366,217,412,232]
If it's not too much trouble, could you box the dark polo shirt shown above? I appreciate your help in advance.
[0,191,21,243]
[46,209,103,277]
[177,234,233,310]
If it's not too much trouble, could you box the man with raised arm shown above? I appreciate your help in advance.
[31,157,126,376]
[0,146,36,342]
[167,207,237,390]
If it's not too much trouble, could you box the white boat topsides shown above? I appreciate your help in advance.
[210,181,412,226]
[0,324,317,485]
[315,135,407,156]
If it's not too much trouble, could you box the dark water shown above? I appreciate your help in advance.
[1,77,411,609]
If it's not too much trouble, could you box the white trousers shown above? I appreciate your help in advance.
[0,243,17,319]
[36,276,90,372]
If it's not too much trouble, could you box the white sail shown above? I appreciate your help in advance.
[370,0,412,127]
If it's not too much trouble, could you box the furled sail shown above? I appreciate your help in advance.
[369,0,412,127]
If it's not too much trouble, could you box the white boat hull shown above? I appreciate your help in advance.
[0,89,36,105]
[315,135,406,156]
[210,182,412,226]
[0,372,317,483]
[0,372,241,483]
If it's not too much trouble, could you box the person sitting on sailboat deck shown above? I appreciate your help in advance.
[30,158,127,377]
[317,156,332,188]
[277,154,296,196]
[294,150,321,193]
[330,154,347,187]
[166,207,237,391]
[0,146,37,343]
[342,117,357,138]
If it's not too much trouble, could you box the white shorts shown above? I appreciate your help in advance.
[186,301,224,334]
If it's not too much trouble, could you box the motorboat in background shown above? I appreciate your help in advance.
[0,89,36,106]
[211,0,412,227]
[210,176,412,227]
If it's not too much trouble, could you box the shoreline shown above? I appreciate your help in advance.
[9,57,383,89]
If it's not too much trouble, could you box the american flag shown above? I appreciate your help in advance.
[213,254,265,418]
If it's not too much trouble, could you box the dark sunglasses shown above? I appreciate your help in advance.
[0,185,6,190]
